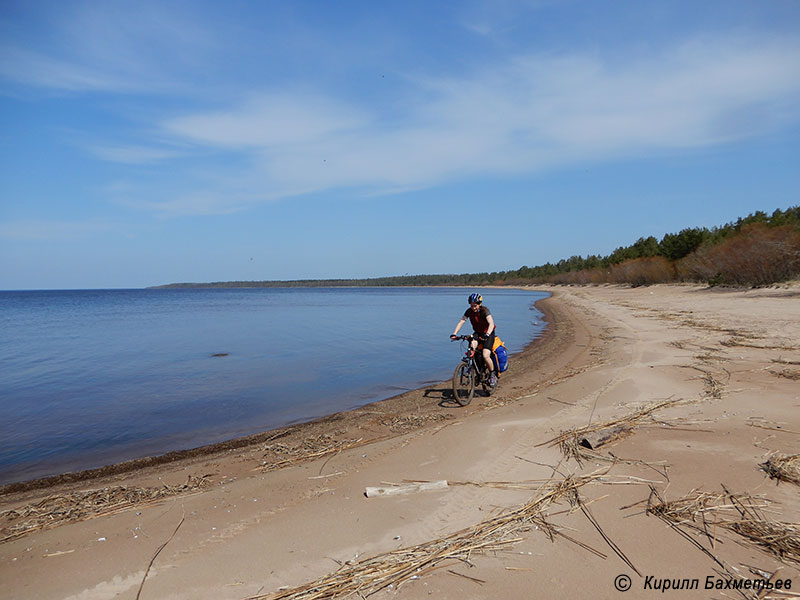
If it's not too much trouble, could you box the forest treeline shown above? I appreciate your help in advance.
[505,205,800,287]
[156,206,800,289]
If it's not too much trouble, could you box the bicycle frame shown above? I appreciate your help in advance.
[451,334,497,405]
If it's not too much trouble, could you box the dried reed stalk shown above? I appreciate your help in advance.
[772,358,800,366]
[760,454,800,486]
[249,474,604,600]
[702,371,725,399]
[721,338,799,351]
[382,413,451,434]
[746,420,800,436]
[579,447,670,486]
[0,475,209,544]
[682,364,728,399]
[541,399,681,480]
[647,486,800,566]
[772,369,800,381]
[541,399,683,450]
[556,438,670,481]
[260,436,373,472]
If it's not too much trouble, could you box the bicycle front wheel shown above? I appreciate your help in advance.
[452,362,475,406]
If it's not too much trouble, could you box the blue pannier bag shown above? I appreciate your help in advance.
[495,344,508,372]
[493,336,508,373]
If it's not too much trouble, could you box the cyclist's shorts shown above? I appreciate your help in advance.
[476,331,496,354]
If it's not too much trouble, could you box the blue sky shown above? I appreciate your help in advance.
[1,0,799,289]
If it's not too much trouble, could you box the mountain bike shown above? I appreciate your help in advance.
[450,334,498,406]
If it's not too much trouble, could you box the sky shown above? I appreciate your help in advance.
[1,0,799,289]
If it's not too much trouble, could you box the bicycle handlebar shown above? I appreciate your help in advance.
[451,334,483,341]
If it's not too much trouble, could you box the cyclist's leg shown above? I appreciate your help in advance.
[482,332,496,374]
[482,347,494,374]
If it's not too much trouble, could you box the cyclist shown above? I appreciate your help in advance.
[450,292,497,386]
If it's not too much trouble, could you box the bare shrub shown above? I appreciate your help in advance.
[607,256,675,286]
[547,257,675,286]
[678,224,800,286]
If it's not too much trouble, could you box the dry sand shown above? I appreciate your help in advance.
[1,284,799,600]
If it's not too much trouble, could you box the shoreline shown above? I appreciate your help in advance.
[0,291,560,499]
[3,284,798,600]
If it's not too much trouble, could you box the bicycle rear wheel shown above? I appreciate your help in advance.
[452,362,475,406]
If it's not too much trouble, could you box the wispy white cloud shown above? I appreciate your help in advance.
[459,0,567,37]
[421,34,800,155]
[0,3,214,94]
[0,44,143,92]
[120,191,257,218]
[140,33,800,216]
[163,93,369,148]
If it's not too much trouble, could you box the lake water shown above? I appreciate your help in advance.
[0,287,548,484]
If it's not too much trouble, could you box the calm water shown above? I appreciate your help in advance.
[0,287,547,484]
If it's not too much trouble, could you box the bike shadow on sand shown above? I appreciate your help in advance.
[424,386,489,408]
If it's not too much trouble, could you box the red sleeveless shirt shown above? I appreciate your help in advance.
[464,305,492,334]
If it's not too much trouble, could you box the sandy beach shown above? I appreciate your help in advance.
[1,284,799,600]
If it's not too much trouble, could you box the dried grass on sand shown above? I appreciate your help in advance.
[760,454,800,486]
[646,486,800,567]
[260,435,374,472]
[542,399,681,476]
[0,475,210,543]
[249,474,614,600]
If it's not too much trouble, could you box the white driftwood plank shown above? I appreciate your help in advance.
[365,480,448,498]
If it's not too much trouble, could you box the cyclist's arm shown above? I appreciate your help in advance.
[452,316,467,337]
[485,313,496,335]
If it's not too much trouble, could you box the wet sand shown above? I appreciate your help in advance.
[1,284,798,599]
